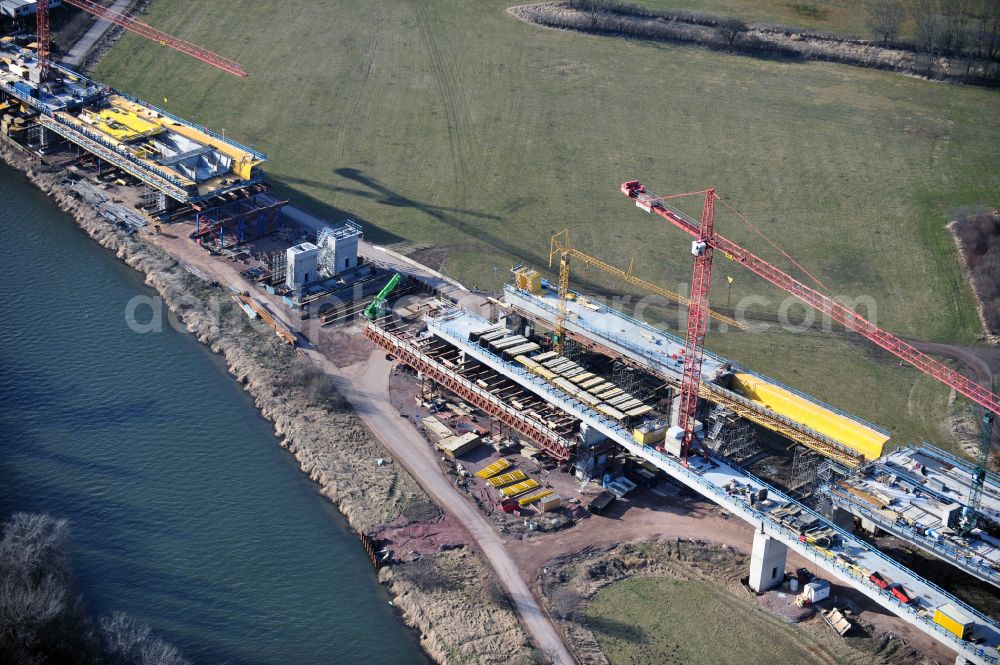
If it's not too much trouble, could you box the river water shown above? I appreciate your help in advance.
[0,163,428,664]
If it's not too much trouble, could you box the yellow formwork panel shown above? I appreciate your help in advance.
[518,489,553,506]
[731,373,888,460]
[487,470,527,488]
[501,479,540,497]
[110,96,264,180]
[83,106,162,142]
[475,459,512,479]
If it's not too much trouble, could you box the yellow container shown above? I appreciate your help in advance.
[522,269,542,293]
[633,422,667,445]
[933,604,973,640]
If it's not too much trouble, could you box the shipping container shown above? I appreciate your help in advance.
[933,604,974,640]
[587,491,616,515]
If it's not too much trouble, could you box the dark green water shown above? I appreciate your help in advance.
[0,163,428,664]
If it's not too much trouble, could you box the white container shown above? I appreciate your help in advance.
[804,580,831,604]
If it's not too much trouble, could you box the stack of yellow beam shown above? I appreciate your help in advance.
[501,479,540,497]
[517,489,554,507]
[475,459,512,479]
[487,470,527,488]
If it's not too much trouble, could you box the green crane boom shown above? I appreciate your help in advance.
[364,273,402,320]
[961,408,996,536]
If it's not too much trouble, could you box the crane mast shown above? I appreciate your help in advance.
[675,189,716,460]
[548,229,746,330]
[621,180,1000,423]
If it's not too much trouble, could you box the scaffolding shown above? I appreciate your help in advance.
[317,220,362,276]
[789,446,823,493]
[267,250,287,286]
[705,404,761,464]
[613,360,649,401]
[192,194,287,249]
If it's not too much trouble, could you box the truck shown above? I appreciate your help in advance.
[933,604,975,640]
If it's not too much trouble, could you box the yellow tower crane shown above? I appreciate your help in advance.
[547,229,747,354]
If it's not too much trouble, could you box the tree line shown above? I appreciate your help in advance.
[567,0,1000,60]
[868,0,1000,57]
[953,211,1000,336]
[0,513,189,665]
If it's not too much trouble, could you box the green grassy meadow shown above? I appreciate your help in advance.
[93,1,1000,453]
[632,0,874,35]
[587,577,835,665]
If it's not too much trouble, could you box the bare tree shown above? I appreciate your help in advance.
[943,0,975,53]
[100,613,190,665]
[717,17,748,48]
[867,0,906,46]
[978,0,1000,59]
[1,513,189,665]
[913,0,943,54]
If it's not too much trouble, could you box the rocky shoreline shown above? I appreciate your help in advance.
[0,140,536,664]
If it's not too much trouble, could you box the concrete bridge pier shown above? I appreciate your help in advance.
[749,528,787,592]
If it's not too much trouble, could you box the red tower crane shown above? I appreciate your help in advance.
[620,180,1000,463]
[34,0,247,80]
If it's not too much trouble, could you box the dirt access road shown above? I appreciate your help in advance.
[311,350,576,665]
[909,339,1000,450]
[142,219,575,664]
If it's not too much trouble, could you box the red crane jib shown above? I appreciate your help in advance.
[621,180,1000,418]
[40,0,247,78]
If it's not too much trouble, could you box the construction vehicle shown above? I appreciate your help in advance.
[34,0,247,81]
[364,273,402,320]
[620,181,1000,466]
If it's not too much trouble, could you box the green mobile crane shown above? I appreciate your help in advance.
[960,407,996,536]
[364,273,402,320]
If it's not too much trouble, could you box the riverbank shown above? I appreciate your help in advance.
[0,139,537,664]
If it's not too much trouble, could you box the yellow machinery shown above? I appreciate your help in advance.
[547,229,747,355]
[729,373,888,460]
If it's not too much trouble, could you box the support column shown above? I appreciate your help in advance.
[749,529,787,592]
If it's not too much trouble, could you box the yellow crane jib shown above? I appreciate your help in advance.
[548,230,747,331]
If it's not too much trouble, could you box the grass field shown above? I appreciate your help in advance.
[93,1,1000,453]
[632,0,875,35]
[587,577,835,665]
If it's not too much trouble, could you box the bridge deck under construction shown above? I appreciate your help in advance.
[0,42,265,203]
[371,308,1000,664]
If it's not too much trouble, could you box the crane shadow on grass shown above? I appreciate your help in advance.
[272,168,549,269]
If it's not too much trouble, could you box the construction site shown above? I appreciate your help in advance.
[3,2,1000,665]
[362,189,1000,664]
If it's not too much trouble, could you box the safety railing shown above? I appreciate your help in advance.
[909,443,1000,490]
[44,114,191,189]
[827,487,1000,585]
[505,284,727,371]
[114,90,268,161]
[430,314,1000,661]
[368,323,574,451]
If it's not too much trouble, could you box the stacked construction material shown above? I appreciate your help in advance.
[436,432,482,457]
